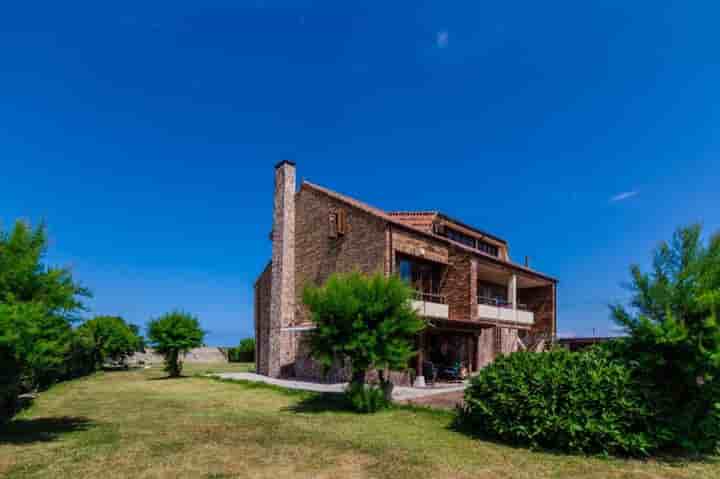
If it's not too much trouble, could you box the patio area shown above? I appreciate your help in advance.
[212,372,467,402]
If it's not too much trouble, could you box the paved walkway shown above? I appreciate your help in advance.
[213,372,467,401]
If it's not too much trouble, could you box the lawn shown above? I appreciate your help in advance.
[1,365,717,479]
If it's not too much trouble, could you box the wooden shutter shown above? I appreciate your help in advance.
[337,209,347,235]
[328,212,338,238]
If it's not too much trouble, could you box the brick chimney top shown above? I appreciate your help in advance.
[275,160,296,169]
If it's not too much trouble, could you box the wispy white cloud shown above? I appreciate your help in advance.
[610,191,638,202]
[436,30,449,49]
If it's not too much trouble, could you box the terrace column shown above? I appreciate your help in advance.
[508,274,518,322]
[414,332,426,387]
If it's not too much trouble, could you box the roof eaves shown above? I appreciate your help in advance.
[436,212,507,245]
[300,181,558,283]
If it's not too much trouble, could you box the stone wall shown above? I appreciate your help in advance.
[391,228,449,267]
[445,248,475,321]
[518,284,556,335]
[128,347,228,366]
[268,161,297,377]
[497,327,520,355]
[476,328,495,368]
[292,331,351,383]
[293,185,387,326]
[254,261,272,375]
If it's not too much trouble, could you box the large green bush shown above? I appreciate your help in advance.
[78,315,142,368]
[460,349,656,456]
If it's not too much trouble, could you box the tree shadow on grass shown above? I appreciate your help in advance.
[0,416,93,445]
[284,392,354,414]
[147,375,192,381]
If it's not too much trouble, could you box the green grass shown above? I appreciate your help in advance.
[181,361,255,376]
[1,364,718,478]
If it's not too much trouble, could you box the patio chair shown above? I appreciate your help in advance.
[438,362,462,382]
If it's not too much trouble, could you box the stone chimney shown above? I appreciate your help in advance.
[268,160,296,377]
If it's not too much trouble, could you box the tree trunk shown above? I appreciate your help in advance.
[351,368,366,386]
[166,350,182,377]
[378,369,394,402]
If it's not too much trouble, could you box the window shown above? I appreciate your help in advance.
[441,226,500,257]
[396,254,443,297]
[446,228,475,248]
[477,240,499,257]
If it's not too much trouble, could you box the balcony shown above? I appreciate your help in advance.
[411,291,449,319]
[476,296,534,326]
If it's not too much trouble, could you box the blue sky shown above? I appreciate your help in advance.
[2,2,719,344]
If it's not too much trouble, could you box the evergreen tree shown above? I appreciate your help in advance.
[611,224,720,452]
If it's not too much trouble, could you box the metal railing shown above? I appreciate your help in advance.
[413,290,447,304]
[477,296,529,310]
[477,296,512,308]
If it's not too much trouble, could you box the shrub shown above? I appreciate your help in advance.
[147,311,205,377]
[346,382,390,413]
[459,349,656,456]
[237,338,255,358]
[304,271,424,390]
[78,316,143,368]
[228,338,255,362]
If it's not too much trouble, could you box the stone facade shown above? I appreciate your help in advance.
[293,184,387,326]
[518,284,556,336]
[254,161,558,381]
[268,160,296,378]
[445,248,475,321]
[254,261,272,375]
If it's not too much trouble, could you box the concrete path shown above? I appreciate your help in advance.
[212,372,466,401]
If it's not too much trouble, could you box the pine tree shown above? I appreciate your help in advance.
[611,224,720,452]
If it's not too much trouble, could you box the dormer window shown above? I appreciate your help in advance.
[436,225,499,257]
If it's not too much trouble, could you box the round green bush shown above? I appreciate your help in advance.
[459,349,657,456]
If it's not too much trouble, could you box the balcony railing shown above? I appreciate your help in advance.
[477,295,512,308]
[477,296,529,311]
[414,290,447,304]
[476,296,534,325]
[411,291,449,319]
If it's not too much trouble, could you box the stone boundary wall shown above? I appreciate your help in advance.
[128,347,228,366]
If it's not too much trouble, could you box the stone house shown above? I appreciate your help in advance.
[255,161,558,385]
